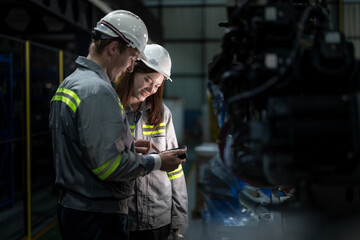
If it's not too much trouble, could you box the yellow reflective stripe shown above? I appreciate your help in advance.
[118,97,124,114]
[57,88,81,105]
[167,164,183,180]
[129,125,135,136]
[168,164,182,174]
[51,88,81,113]
[92,154,122,180]
[142,122,165,135]
[168,170,184,180]
[142,123,165,128]
[118,98,123,109]
[51,95,77,113]
[143,129,165,135]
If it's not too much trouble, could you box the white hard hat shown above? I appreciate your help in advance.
[140,44,172,81]
[94,10,148,60]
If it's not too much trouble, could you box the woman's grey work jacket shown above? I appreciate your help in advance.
[49,57,160,214]
[126,102,188,231]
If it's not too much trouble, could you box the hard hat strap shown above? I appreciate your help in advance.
[100,20,133,47]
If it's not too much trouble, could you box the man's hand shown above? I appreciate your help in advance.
[170,229,179,237]
[159,147,187,172]
[169,229,184,239]
[134,139,160,154]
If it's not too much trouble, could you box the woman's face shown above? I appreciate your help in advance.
[131,71,164,104]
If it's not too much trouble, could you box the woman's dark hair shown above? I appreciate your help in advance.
[115,60,165,127]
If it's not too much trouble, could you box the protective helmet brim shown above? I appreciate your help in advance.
[138,51,148,62]
[141,59,172,82]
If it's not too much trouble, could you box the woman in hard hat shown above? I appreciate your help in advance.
[115,44,188,240]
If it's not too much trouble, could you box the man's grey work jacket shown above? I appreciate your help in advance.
[49,56,161,214]
[126,102,188,231]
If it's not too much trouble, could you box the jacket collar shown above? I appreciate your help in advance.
[75,56,111,84]
[127,100,151,113]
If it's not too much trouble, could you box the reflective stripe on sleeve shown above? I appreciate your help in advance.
[142,123,165,128]
[92,154,122,180]
[142,123,165,135]
[118,97,124,114]
[51,88,81,113]
[143,129,165,135]
[167,164,184,180]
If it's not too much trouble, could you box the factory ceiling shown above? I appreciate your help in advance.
[0,0,162,55]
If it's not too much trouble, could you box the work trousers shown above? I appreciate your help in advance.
[129,224,170,240]
[57,203,129,240]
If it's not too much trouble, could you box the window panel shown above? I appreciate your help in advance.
[165,78,203,110]
[204,6,227,39]
[162,7,203,39]
[164,43,203,74]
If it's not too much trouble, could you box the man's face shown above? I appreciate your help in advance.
[110,46,139,82]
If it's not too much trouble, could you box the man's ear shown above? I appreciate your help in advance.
[109,41,118,56]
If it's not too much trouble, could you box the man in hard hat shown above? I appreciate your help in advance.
[49,10,186,240]
[115,44,188,240]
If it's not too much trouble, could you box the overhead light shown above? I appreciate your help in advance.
[88,0,113,14]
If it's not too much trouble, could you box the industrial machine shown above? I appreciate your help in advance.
[206,0,360,239]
